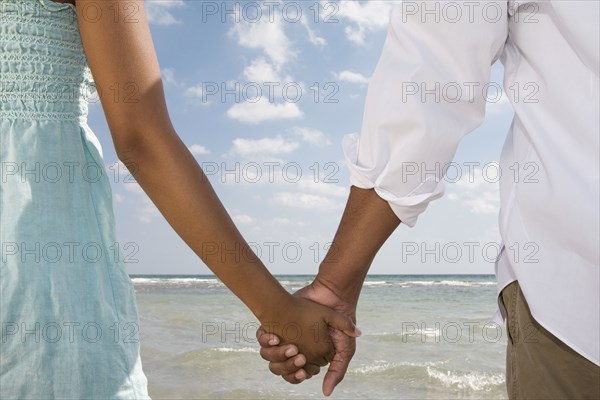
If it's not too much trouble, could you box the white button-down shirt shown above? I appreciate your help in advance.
[344,1,599,365]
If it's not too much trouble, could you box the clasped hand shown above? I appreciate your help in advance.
[256,281,360,396]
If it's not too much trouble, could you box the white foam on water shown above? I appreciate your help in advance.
[131,278,161,284]
[351,362,398,374]
[426,367,505,391]
[132,277,219,285]
[351,360,447,374]
[278,280,312,286]
[399,280,495,287]
[367,329,444,342]
[363,281,390,286]
[368,329,442,337]
[420,328,442,337]
[368,331,398,336]
[213,347,258,353]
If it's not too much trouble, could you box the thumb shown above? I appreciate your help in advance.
[326,310,361,338]
[322,364,344,397]
[322,344,352,396]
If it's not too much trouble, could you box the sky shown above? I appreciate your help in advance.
[86,0,515,275]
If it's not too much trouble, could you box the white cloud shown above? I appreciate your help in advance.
[228,7,295,69]
[455,165,496,189]
[233,214,255,224]
[337,1,393,45]
[293,127,332,147]
[272,217,305,227]
[229,135,299,158]
[271,192,342,210]
[145,0,185,26]
[240,60,296,101]
[296,179,348,198]
[185,85,204,97]
[448,165,500,214]
[215,160,348,198]
[302,18,327,47]
[184,85,212,107]
[161,68,179,86]
[462,191,500,214]
[137,197,160,223]
[228,5,307,122]
[344,26,366,45]
[227,97,303,124]
[188,144,210,155]
[334,70,370,84]
[263,174,349,211]
[243,57,282,83]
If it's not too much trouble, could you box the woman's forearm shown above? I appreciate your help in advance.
[116,129,288,321]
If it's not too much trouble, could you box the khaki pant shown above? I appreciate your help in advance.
[500,281,600,399]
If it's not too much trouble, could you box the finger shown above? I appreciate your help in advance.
[259,344,298,362]
[256,326,280,347]
[282,369,309,384]
[268,354,307,376]
[304,362,321,377]
[314,353,332,368]
[325,310,362,338]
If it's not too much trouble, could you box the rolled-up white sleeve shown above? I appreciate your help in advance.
[344,1,509,226]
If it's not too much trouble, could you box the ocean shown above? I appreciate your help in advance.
[132,275,508,399]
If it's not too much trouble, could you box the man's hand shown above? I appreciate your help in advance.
[257,278,360,396]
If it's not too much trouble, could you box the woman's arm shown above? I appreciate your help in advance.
[74,3,361,369]
[76,0,287,320]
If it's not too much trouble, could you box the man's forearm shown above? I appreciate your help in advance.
[316,186,401,304]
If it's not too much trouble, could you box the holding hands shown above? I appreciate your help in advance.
[257,278,360,396]
[257,288,361,385]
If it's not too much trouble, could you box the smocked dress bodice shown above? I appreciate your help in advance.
[1,0,95,122]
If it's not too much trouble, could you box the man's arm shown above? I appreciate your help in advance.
[258,186,399,394]
[315,186,400,305]
[311,186,401,395]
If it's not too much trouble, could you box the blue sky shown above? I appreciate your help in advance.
[86,1,515,275]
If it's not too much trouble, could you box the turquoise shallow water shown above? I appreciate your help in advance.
[132,275,508,399]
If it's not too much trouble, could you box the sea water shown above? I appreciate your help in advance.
[132,275,507,399]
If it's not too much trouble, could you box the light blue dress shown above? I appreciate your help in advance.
[0,1,150,398]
